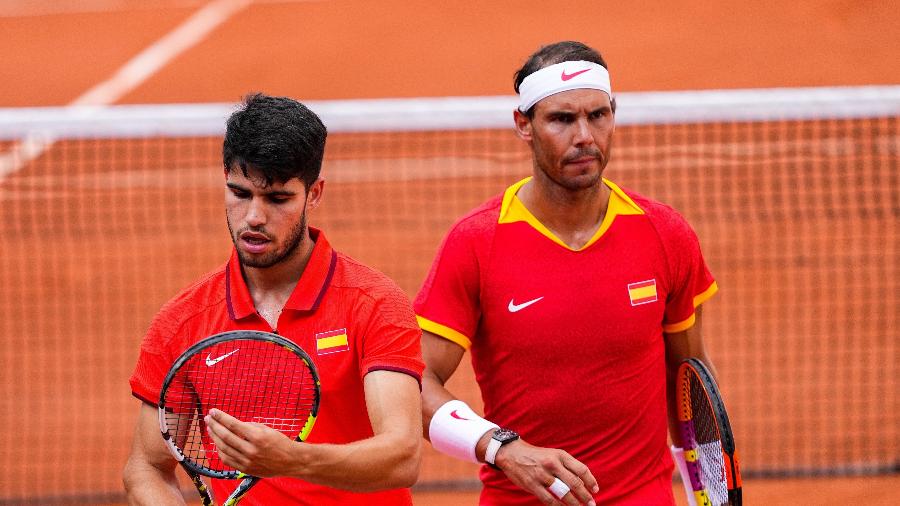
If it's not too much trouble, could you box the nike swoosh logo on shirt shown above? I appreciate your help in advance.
[508,297,544,313]
[205,349,240,367]
[560,68,591,81]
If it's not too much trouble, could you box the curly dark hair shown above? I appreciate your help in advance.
[222,93,327,188]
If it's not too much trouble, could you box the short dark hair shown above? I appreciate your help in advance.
[222,93,327,188]
[513,41,613,117]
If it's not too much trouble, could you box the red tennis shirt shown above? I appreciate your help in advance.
[415,178,717,505]
[130,227,423,505]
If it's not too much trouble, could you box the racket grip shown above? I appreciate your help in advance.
[671,445,698,506]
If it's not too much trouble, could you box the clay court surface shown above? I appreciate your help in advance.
[414,476,900,506]
[1,0,899,105]
[0,1,897,505]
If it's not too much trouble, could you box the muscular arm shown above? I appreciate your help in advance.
[206,370,422,492]
[419,332,503,470]
[122,403,186,506]
[421,330,598,506]
[421,330,467,437]
[664,306,719,447]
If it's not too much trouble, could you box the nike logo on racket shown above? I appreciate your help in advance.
[508,296,544,312]
[205,349,240,366]
[560,68,591,81]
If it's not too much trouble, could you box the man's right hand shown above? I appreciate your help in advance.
[491,438,599,506]
[421,330,598,505]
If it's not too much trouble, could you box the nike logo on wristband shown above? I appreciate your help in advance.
[450,410,471,420]
[561,68,591,81]
[508,296,544,313]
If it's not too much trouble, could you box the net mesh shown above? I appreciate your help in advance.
[0,88,897,503]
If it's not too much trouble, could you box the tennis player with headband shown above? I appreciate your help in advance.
[416,41,719,505]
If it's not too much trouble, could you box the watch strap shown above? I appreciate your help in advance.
[485,436,504,465]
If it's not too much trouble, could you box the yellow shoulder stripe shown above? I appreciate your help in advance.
[417,316,472,349]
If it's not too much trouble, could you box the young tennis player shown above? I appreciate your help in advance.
[416,41,720,505]
[123,93,424,505]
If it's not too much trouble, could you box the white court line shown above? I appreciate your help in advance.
[0,0,320,18]
[0,0,252,181]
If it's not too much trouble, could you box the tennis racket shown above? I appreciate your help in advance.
[158,330,320,505]
[674,358,741,506]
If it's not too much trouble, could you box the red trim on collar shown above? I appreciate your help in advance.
[283,228,335,311]
[225,227,336,320]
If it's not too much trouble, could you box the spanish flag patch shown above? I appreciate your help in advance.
[316,328,349,355]
[628,279,658,306]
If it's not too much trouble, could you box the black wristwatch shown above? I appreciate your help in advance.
[485,428,519,468]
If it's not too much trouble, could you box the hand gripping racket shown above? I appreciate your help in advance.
[158,330,320,505]
[674,358,741,506]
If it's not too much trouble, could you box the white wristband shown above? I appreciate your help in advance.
[671,445,698,506]
[429,400,498,463]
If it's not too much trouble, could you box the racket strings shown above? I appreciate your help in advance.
[162,338,317,473]
[687,373,730,506]
[688,375,718,444]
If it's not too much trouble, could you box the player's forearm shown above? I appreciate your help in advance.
[287,432,421,492]
[664,323,714,447]
[122,458,185,506]
[420,330,469,437]
[666,365,684,447]
[421,372,457,438]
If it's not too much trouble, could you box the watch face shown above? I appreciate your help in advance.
[493,428,519,443]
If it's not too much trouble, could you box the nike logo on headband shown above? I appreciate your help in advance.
[561,68,591,81]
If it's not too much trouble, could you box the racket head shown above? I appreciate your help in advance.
[676,358,742,506]
[158,330,320,480]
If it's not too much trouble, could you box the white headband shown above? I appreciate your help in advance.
[517,60,612,112]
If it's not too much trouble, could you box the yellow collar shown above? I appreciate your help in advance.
[498,177,644,251]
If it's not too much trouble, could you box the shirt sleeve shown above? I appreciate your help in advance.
[659,209,718,333]
[129,311,181,406]
[413,219,482,349]
[359,283,425,385]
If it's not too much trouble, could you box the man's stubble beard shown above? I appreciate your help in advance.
[227,210,308,269]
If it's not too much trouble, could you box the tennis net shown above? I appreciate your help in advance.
[0,86,897,503]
